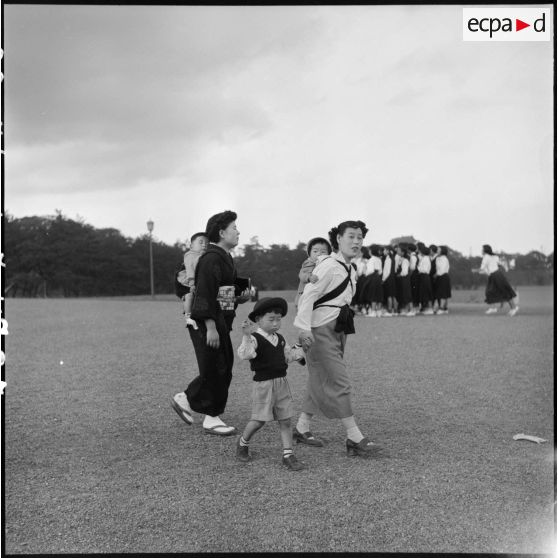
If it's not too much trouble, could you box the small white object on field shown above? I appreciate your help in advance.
[60,360,64,365]
[513,433,547,444]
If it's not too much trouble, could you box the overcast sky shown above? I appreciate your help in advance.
[4,4,554,256]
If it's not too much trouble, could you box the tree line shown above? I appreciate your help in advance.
[2,213,554,297]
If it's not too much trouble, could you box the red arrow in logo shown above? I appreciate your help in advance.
[516,19,530,31]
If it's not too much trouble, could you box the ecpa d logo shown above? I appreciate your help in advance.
[463,8,551,41]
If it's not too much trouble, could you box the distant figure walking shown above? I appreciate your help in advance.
[475,244,518,316]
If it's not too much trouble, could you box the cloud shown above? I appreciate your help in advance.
[4,5,554,255]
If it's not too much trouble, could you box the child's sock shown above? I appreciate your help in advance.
[283,448,293,458]
[239,436,250,447]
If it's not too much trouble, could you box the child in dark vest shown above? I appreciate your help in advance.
[236,297,306,471]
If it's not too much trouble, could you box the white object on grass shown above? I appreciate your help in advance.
[513,433,547,444]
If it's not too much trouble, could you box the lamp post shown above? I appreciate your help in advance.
[147,219,154,299]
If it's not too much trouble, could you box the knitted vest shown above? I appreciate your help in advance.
[250,332,288,382]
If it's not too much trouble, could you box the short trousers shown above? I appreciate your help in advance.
[251,377,293,422]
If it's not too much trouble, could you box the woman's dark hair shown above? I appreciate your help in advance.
[419,244,430,256]
[205,210,237,243]
[360,246,371,259]
[328,220,368,251]
[429,244,438,253]
[369,244,382,257]
[398,243,409,258]
[482,244,494,255]
[407,243,417,252]
[440,245,448,256]
[190,232,208,243]
[307,237,332,256]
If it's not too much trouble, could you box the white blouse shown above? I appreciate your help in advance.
[418,255,431,274]
[479,254,500,275]
[398,258,410,277]
[436,255,450,275]
[365,255,383,276]
[294,253,357,331]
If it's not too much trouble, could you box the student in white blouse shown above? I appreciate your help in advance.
[434,245,451,314]
[408,243,420,312]
[363,244,384,317]
[395,244,414,315]
[381,246,397,316]
[474,244,519,316]
[417,243,434,314]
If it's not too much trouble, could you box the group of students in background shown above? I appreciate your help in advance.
[296,239,452,318]
[352,242,452,317]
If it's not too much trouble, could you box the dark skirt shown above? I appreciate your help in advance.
[418,273,433,306]
[353,275,368,305]
[396,275,412,306]
[485,270,516,304]
[410,270,420,305]
[363,273,383,304]
[435,274,452,299]
[383,274,397,299]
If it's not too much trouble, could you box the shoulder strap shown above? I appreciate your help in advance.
[313,260,354,309]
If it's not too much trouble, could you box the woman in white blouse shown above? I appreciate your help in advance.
[363,244,384,317]
[434,245,452,314]
[417,243,434,314]
[476,244,519,315]
[294,220,383,458]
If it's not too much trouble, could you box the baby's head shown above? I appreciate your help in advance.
[307,237,332,263]
[248,297,288,335]
[190,232,208,253]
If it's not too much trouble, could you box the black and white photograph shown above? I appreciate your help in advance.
[2,2,555,555]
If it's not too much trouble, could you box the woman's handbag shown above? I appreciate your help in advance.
[334,304,355,334]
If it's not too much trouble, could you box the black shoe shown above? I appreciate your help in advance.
[236,437,251,462]
[346,437,383,457]
[293,428,324,447]
[282,454,306,471]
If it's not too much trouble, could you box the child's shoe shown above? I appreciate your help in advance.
[282,454,306,471]
[485,307,498,314]
[236,437,251,462]
[293,427,324,447]
[346,437,383,457]
[508,306,519,317]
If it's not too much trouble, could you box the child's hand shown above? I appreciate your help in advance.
[309,274,319,284]
[241,319,255,335]
[185,315,198,330]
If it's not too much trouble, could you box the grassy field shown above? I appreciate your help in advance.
[3,286,555,554]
